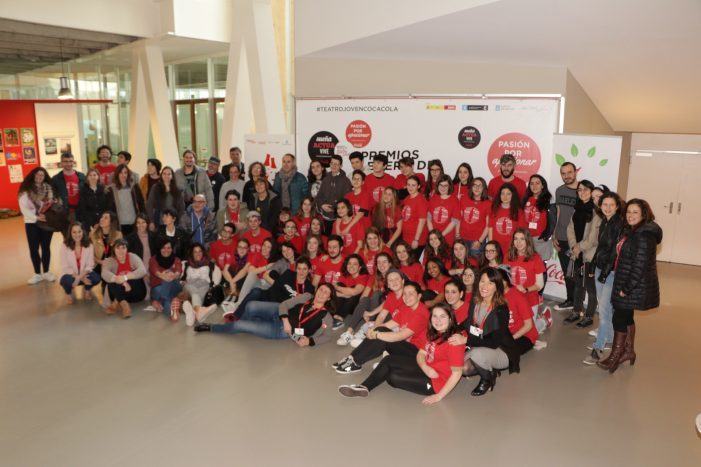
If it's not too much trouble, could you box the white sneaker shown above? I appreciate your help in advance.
[372,361,380,369]
[586,343,611,351]
[142,305,157,312]
[336,330,353,346]
[350,335,365,348]
[588,329,598,338]
[42,272,56,282]
[196,304,218,323]
[533,340,548,350]
[221,300,238,318]
[183,301,196,327]
[27,274,43,285]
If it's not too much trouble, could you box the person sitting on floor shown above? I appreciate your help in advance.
[59,222,102,304]
[101,239,147,319]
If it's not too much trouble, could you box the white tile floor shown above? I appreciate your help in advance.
[1,217,700,466]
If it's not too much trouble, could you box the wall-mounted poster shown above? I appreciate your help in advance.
[44,137,57,155]
[21,128,35,146]
[59,138,72,155]
[0,131,3,151]
[3,128,19,146]
[5,151,19,162]
[0,152,5,166]
[22,147,37,164]
[8,164,23,183]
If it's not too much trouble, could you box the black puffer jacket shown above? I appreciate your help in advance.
[593,214,625,281]
[611,222,663,311]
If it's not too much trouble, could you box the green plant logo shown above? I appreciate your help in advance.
[555,144,608,167]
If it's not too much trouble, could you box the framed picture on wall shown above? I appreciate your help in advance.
[22,147,37,164]
[44,137,57,155]
[0,152,5,166]
[5,151,19,162]
[59,138,72,155]
[21,128,35,146]
[3,128,19,146]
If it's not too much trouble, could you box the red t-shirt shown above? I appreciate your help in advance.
[453,182,470,202]
[489,206,526,254]
[242,228,272,255]
[413,332,466,393]
[401,194,429,245]
[428,194,459,244]
[294,215,313,238]
[225,208,241,225]
[95,163,116,186]
[345,189,372,224]
[63,172,80,207]
[309,255,323,276]
[115,255,132,275]
[209,240,237,270]
[427,275,450,295]
[247,251,271,277]
[487,175,527,201]
[453,301,470,324]
[382,291,404,320]
[505,287,539,344]
[507,253,545,306]
[333,218,365,256]
[523,197,547,238]
[361,246,392,276]
[364,173,396,206]
[400,262,425,287]
[382,206,401,230]
[458,198,491,242]
[315,256,344,284]
[339,273,369,289]
[277,234,304,254]
[392,302,430,346]
[393,173,426,192]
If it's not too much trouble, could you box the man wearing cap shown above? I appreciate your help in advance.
[206,156,226,212]
[487,154,528,201]
[242,211,272,256]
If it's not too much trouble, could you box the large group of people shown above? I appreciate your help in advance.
[17,145,662,403]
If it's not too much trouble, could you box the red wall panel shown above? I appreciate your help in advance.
[0,101,40,210]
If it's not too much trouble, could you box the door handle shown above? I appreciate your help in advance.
[669,202,673,214]
[678,203,682,214]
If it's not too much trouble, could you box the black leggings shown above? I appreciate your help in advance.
[335,295,361,318]
[361,354,434,395]
[107,279,147,303]
[612,307,634,332]
[25,223,53,274]
[350,327,418,365]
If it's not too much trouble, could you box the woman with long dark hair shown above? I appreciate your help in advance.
[452,163,474,202]
[294,196,316,239]
[523,174,553,261]
[107,164,145,235]
[126,213,158,268]
[18,166,57,284]
[479,240,504,269]
[458,177,491,258]
[598,199,661,373]
[506,228,547,333]
[423,229,452,270]
[427,174,459,245]
[146,166,185,230]
[488,183,525,255]
[424,159,445,199]
[179,243,222,327]
[243,161,270,209]
[332,254,370,328]
[306,159,326,199]
[59,222,101,304]
[332,199,364,256]
[77,168,110,231]
[393,241,424,287]
[399,175,428,258]
[148,238,183,320]
[422,258,450,307]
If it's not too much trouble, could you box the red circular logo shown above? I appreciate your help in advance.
[487,132,541,179]
[511,265,528,286]
[346,120,372,148]
[461,206,481,224]
[496,216,514,236]
[432,206,450,224]
[401,205,412,222]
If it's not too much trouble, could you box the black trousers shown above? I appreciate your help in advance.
[335,295,361,318]
[350,326,418,365]
[120,224,135,236]
[612,307,634,332]
[574,260,598,317]
[361,354,434,395]
[25,223,53,274]
[557,240,575,301]
[107,279,147,303]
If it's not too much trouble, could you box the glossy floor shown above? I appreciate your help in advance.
[1,217,699,467]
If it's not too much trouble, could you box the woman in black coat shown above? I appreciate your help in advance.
[598,199,662,373]
[77,168,111,230]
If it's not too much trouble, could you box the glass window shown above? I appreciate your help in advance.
[194,102,212,165]
[212,56,228,98]
[174,61,209,99]
[176,103,193,155]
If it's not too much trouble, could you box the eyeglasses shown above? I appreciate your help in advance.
[438,183,450,188]
[485,249,497,253]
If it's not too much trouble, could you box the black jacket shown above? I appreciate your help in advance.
[460,302,521,373]
[264,269,314,303]
[51,170,86,208]
[157,225,191,260]
[208,171,226,212]
[611,222,663,311]
[76,184,110,229]
[249,191,282,232]
[126,230,159,262]
[593,214,625,280]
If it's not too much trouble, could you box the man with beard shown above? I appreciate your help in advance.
[487,154,527,200]
[552,162,579,311]
[272,153,309,214]
[175,150,215,210]
[313,235,345,286]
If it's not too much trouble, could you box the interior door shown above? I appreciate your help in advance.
[670,155,701,265]
[626,153,681,262]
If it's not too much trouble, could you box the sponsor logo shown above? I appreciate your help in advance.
[461,105,488,111]
[426,104,443,110]
[372,186,384,203]
[495,216,514,236]
[444,105,456,110]
[525,203,541,223]
[345,120,372,148]
[461,206,481,223]
[308,131,339,166]
[431,206,450,224]
[458,126,481,149]
[547,263,565,285]
[487,132,542,179]
[511,265,528,286]
[401,205,412,221]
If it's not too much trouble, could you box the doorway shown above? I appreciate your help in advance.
[173,98,224,166]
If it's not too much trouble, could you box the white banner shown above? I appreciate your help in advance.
[544,133,622,300]
[295,98,560,185]
[243,133,295,183]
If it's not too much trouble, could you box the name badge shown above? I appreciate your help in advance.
[529,222,538,230]
[469,325,483,337]
[294,328,305,336]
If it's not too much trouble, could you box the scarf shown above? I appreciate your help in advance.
[29,182,53,211]
[155,239,176,269]
[278,166,296,209]
[572,199,594,242]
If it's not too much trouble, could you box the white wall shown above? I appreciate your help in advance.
[563,71,614,135]
[34,103,84,175]
[171,0,233,43]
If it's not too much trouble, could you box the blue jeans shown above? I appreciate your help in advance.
[151,281,183,317]
[465,238,485,258]
[593,268,614,350]
[233,287,265,319]
[60,271,101,295]
[211,302,287,339]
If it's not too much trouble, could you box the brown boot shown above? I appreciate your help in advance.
[598,331,627,371]
[106,300,118,315]
[611,324,637,371]
[91,286,103,304]
[120,301,132,319]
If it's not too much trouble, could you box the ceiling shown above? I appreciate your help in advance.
[302,0,701,134]
[0,18,138,74]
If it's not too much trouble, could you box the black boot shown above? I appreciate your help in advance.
[576,317,594,328]
[470,364,494,397]
[194,323,211,332]
[564,310,581,323]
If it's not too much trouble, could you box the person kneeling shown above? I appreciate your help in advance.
[101,239,148,318]
[60,222,102,304]
[195,283,335,347]
[338,303,464,404]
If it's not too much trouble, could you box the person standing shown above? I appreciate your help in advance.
[522,174,553,262]
[452,163,474,202]
[94,145,116,186]
[307,159,327,200]
[18,167,57,284]
[314,155,352,233]
[221,146,245,182]
[107,164,145,236]
[393,156,425,201]
[139,158,162,201]
[272,153,309,215]
[116,151,139,185]
[487,154,527,200]
[218,165,245,211]
[398,175,429,258]
[552,162,579,311]
[146,166,186,229]
[488,183,525,256]
[205,156,226,212]
[77,168,110,231]
[363,154,395,207]
[250,178,282,233]
[427,175,459,245]
[598,199,662,374]
[175,149,214,210]
[242,162,270,209]
[51,152,85,217]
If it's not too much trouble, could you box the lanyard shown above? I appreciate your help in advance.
[295,281,305,295]
[298,303,325,327]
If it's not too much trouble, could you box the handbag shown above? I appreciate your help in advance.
[37,201,69,233]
